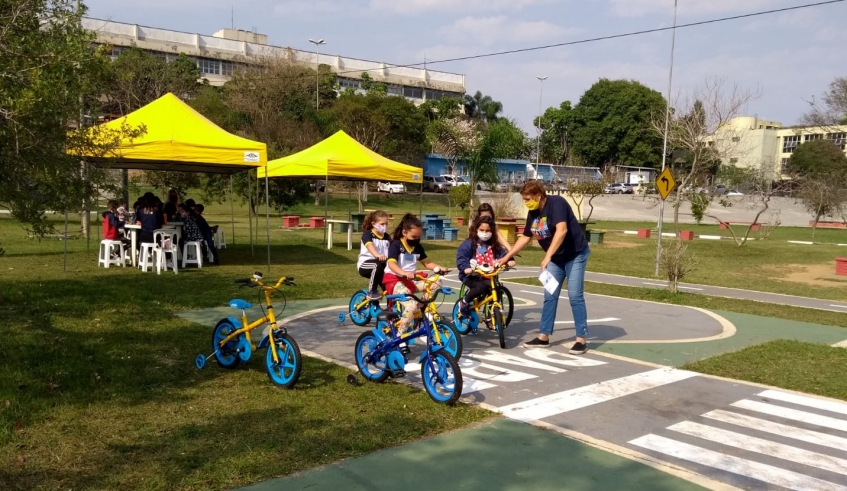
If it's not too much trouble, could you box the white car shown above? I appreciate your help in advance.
[442,175,470,186]
[726,189,744,196]
[377,181,406,194]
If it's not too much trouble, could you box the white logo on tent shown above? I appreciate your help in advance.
[244,152,260,162]
[413,173,420,180]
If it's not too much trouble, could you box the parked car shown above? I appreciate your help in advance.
[605,183,634,194]
[726,189,744,196]
[714,184,727,195]
[377,181,406,194]
[477,180,509,192]
[442,174,470,187]
[423,175,452,193]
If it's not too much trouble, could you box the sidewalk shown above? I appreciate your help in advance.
[235,418,709,491]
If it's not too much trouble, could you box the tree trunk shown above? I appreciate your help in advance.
[314,180,320,206]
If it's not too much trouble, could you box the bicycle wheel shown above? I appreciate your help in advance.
[348,290,372,326]
[212,319,242,369]
[434,320,463,360]
[451,300,476,335]
[497,285,514,326]
[265,332,302,389]
[355,331,389,383]
[494,306,506,349]
[421,351,463,405]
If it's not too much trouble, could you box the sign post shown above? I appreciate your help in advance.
[654,167,677,276]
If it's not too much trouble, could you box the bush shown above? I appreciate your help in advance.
[449,185,472,210]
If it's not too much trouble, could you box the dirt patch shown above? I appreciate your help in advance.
[772,263,847,288]
[602,240,643,249]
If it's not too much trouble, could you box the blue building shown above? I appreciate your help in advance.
[423,154,601,185]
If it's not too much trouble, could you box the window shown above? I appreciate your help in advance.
[828,132,847,149]
[782,135,800,153]
[403,87,423,99]
[729,158,738,164]
[425,90,441,100]
[339,78,360,89]
[221,60,234,77]
[780,158,790,174]
[198,58,220,75]
[387,85,403,96]
[804,133,822,142]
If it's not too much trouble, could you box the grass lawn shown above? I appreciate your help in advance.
[682,340,847,402]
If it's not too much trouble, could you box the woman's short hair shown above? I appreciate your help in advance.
[520,180,546,197]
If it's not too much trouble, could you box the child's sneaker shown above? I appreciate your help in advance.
[459,299,471,318]
[366,290,381,301]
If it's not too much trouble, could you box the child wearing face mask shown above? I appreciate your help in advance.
[383,213,448,334]
[357,210,392,300]
[456,215,514,318]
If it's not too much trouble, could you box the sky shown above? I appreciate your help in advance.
[83,0,847,133]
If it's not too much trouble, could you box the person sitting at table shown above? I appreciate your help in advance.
[102,200,129,258]
[163,189,179,222]
[193,204,219,265]
[135,195,164,250]
[178,203,208,259]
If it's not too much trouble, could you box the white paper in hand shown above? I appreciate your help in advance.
[538,270,560,295]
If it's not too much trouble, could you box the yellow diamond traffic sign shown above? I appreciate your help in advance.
[656,167,676,200]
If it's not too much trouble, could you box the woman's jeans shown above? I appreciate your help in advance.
[540,247,590,338]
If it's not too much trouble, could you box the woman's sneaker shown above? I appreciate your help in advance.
[569,341,588,355]
[522,337,550,348]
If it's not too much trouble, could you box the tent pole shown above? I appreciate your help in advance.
[323,173,328,245]
[419,181,423,217]
[230,175,235,246]
[248,171,253,257]
[265,174,271,274]
[63,209,68,272]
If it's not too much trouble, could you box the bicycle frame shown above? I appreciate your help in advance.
[219,276,290,363]
[466,264,509,319]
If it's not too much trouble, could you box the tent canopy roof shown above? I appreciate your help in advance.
[73,93,267,174]
[258,131,422,183]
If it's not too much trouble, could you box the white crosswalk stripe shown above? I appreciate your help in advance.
[629,390,847,490]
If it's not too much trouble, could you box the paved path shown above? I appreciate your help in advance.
[495,266,847,313]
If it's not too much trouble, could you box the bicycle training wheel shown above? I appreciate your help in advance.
[348,290,372,326]
[421,351,463,405]
[355,331,389,383]
[212,319,242,369]
[434,320,463,360]
[494,306,507,349]
[265,332,302,389]
[497,285,514,326]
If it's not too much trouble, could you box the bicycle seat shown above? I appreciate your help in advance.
[377,311,400,322]
[229,299,253,309]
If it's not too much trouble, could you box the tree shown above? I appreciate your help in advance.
[708,165,787,245]
[463,90,503,123]
[801,76,847,126]
[430,118,505,201]
[786,139,847,233]
[359,72,387,96]
[420,96,463,123]
[487,119,530,160]
[535,101,574,165]
[0,0,141,238]
[570,79,666,169]
[654,78,759,232]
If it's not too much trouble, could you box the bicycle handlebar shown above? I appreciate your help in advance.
[402,286,454,305]
[234,273,295,289]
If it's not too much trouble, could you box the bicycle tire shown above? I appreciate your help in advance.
[212,319,241,369]
[494,306,506,349]
[421,351,463,405]
[497,285,514,326]
[451,300,475,335]
[265,332,302,389]
[348,290,372,326]
[434,320,463,360]
[355,331,389,383]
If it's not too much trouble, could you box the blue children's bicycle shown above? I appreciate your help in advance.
[195,272,302,389]
[353,288,463,405]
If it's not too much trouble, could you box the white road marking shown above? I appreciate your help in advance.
[642,282,667,287]
[731,400,847,433]
[833,339,847,348]
[519,289,568,300]
[829,304,847,309]
[641,282,702,291]
[523,349,608,367]
[788,240,815,245]
[630,434,847,491]
[699,235,722,240]
[669,420,847,476]
[466,350,566,373]
[496,368,697,422]
[555,317,620,324]
[404,362,496,395]
[757,389,847,417]
[703,409,847,451]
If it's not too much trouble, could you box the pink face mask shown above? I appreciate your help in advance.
[374,223,387,234]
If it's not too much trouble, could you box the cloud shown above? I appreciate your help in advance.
[608,0,783,18]
[369,0,541,14]
[441,16,579,46]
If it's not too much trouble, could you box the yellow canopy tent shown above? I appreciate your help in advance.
[75,92,267,173]
[258,130,421,182]
[69,93,274,270]
[257,130,424,245]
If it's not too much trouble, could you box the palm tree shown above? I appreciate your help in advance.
[430,118,502,201]
[463,91,503,123]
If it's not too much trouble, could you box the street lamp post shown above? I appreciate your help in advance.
[308,38,325,109]
[535,76,548,172]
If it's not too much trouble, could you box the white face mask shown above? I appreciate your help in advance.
[477,231,493,242]
[373,223,387,234]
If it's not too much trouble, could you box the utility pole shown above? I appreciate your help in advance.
[535,76,548,176]
[655,0,679,277]
[309,39,326,109]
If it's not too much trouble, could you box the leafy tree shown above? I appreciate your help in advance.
[0,0,140,238]
[430,118,505,200]
[463,90,503,123]
[786,139,847,232]
[535,101,574,164]
[359,72,387,96]
[487,119,530,160]
[420,96,463,122]
[570,79,665,169]
[801,76,847,126]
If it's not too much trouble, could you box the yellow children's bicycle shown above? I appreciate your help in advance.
[195,271,302,389]
[451,264,513,349]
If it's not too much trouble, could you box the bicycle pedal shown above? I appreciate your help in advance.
[389,369,406,378]
[399,346,411,355]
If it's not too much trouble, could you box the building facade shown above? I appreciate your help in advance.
[715,116,847,179]
[82,18,466,104]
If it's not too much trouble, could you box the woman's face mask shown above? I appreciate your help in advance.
[477,231,493,242]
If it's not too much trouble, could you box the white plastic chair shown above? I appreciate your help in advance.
[138,243,157,272]
[182,241,204,269]
[154,230,179,275]
[214,229,226,249]
[98,239,126,268]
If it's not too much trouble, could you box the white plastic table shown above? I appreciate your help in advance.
[124,224,141,266]
[325,219,354,250]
